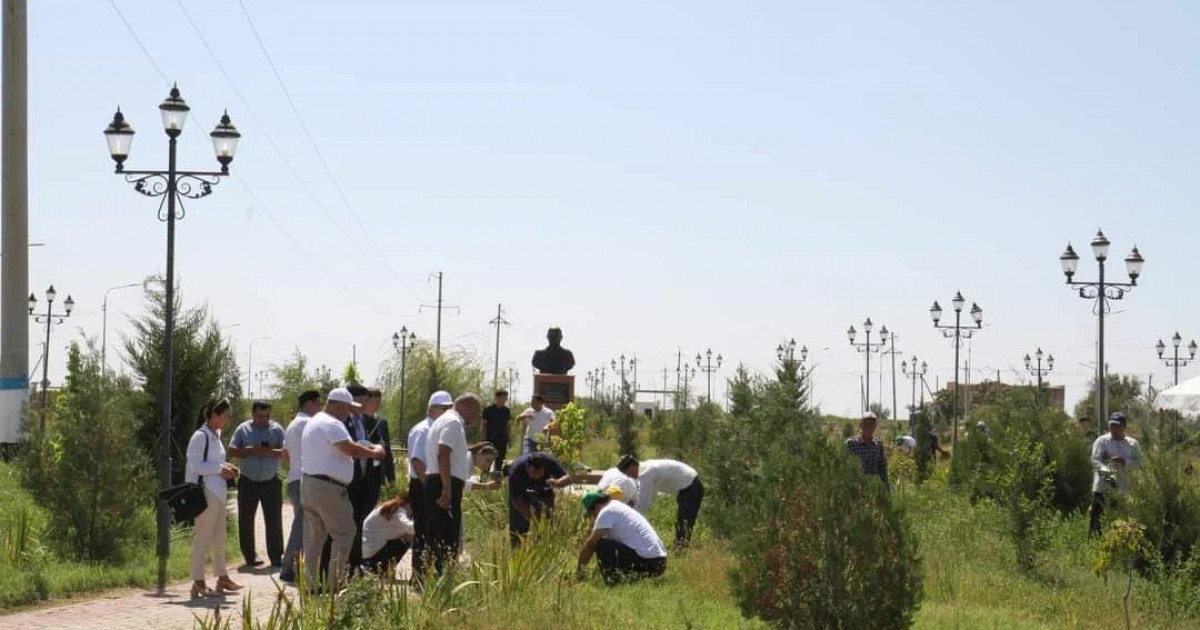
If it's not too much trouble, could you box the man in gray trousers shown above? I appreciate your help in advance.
[279,390,321,583]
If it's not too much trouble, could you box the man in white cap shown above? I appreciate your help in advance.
[406,390,454,582]
[300,387,386,591]
[1090,411,1141,536]
[424,392,483,577]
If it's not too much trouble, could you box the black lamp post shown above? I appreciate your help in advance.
[696,349,723,404]
[848,319,887,413]
[900,355,926,426]
[678,363,697,409]
[28,285,73,432]
[392,327,416,423]
[777,338,809,402]
[1024,348,1055,392]
[1059,230,1143,433]
[1156,332,1196,387]
[105,84,239,590]
[930,292,983,449]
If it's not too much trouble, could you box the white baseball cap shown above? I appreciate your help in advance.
[428,390,454,408]
[328,387,362,408]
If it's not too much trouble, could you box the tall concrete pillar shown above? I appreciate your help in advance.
[0,0,29,445]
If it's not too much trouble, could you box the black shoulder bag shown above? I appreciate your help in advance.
[159,431,212,524]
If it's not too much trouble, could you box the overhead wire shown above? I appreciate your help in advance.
[107,0,390,313]
[233,0,423,299]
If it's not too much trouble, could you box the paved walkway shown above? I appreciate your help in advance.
[0,500,304,630]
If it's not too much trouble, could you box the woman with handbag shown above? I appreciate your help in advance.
[186,398,244,598]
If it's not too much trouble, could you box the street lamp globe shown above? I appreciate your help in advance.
[210,110,241,173]
[46,285,56,303]
[929,301,942,324]
[392,332,400,350]
[1125,246,1144,282]
[26,292,35,314]
[1157,339,1167,358]
[158,84,190,137]
[1173,332,1183,349]
[1024,353,1032,369]
[63,295,75,316]
[879,326,889,341]
[103,108,135,171]
[847,325,856,343]
[951,291,966,312]
[1047,354,1055,369]
[1035,348,1044,362]
[1190,340,1198,359]
[1060,244,1080,279]
[863,318,874,334]
[800,345,808,362]
[1090,230,1111,261]
[970,303,983,326]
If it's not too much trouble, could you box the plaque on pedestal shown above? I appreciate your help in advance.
[533,374,574,410]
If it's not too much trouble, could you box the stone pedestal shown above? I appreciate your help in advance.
[533,373,574,410]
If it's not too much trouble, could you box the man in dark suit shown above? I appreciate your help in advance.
[364,387,396,486]
[342,383,389,569]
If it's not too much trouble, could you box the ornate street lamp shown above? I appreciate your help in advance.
[28,284,73,432]
[392,327,416,422]
[1060,230,1142,432]
[105,84,239,590]
[930,292,983,448]
[696,349,723,403]
[1024,348,1055,391]
[1156,332,1196,386]
[848,319,887,413]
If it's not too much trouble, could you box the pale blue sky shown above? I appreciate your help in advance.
[20,0,1200,416]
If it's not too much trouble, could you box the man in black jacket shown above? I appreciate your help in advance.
[342,384,391,568]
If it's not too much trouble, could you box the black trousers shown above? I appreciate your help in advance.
[409,478,429,580]
[675,476,705,547]
[237,476,283,565]
[347,475,381,568]
[424,475,465,577]
[508,486,555,548]
[364,539,411,577]
[1090,492,1106,536]
[595,539,666,585]
[492,440,508,473]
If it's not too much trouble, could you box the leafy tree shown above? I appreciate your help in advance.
[123,280,241,484]
[728,363,757,417]
[868,402,891,421]
[269,349,340,421]
[989,432,1054,572]
[342,362,362,387]
[1074,373,1150,425]
[614,379,640,458]
[20,341,151,561]
[376,341,486,437]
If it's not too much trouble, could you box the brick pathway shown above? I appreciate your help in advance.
[0,500,302,630]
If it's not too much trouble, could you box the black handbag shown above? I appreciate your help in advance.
[160,430,214,523]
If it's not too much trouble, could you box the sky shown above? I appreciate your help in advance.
[15,0,1200,417]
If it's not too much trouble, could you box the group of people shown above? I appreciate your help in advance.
[843,409,1143,537]
[184,386,707,596]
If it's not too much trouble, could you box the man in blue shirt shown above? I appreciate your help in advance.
[507,451,573,548]
[228,400,286,567]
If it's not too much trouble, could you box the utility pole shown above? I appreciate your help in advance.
[0,0,29,446]
[662,366,669,410]
[420,271,459,365]
[489,304,509,393]
[883,332,900,426]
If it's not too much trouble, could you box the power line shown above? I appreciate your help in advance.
[233,0,420,297]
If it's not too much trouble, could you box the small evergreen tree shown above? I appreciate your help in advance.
[20,341,152,561]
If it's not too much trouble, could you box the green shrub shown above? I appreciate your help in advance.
[1126,449,1200,568]
[19,342,152,561]
[988,432,1053,572]
[912,411,934,483]
[729,434,922,630]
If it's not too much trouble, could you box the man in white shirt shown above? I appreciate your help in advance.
[423,392,482,577]
[597,458,639,507]
[1090,412,1142,536]
[621,457,705,548]
[299,388,386,591]
[577,490,667,585]
[278,390,321,583]
[519,395,556,455]
[406,390,453,582]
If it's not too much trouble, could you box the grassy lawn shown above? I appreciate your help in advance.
[0,461,241,610]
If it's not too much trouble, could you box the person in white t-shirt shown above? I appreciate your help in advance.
[406,391,454,582]
[1090,412,1142,536]
[299,388,386,590]
[360,494,416,577]
[621,457,704,548]
[185,398,243,598]
[278,389,322,583]
[577,491,667,585]
[519,395,556,454]
[597,464,639,507]
[423,392,482,577]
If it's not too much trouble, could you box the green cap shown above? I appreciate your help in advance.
[581,490,607,514]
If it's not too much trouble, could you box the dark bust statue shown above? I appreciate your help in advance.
[532,327,576,374]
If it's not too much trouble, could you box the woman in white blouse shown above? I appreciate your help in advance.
[186,398,243,598]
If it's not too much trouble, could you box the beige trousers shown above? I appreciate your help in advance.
[301,476,356,590]
[190,490,228,581]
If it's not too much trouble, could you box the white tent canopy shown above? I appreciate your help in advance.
[1153,373,1200,415]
